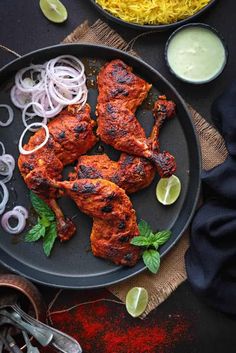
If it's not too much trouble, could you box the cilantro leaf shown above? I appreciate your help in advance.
[43,222,57,257]
[25,223,46,242]
[30,192,55,221]
[131,236,151,247]
[142,250,160,274]
[138,220,152,237]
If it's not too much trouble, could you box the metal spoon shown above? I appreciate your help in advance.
[0,310,53,347]
[22,330,40,353]
[12,305,82,353]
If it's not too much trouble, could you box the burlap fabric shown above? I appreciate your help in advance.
[63,19,229,316]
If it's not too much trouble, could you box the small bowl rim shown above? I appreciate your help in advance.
[164,22,229,85]
[0,274,46,350]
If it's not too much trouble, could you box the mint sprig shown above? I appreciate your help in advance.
[24,192,57,257]
[131,220,171,274]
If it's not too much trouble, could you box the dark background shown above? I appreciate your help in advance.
[0,1,236,352]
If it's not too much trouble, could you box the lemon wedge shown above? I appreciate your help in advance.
[125,287,148,318]
[156,175,181,205]
[39,0,68,23]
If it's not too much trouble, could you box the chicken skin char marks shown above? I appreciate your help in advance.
[56,179,141,266]
[18,104,97,241]
[96,59,177,178]
[73,153,155,194]
[73,95,176,193]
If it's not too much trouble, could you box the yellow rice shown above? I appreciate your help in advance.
[95,0,211,25]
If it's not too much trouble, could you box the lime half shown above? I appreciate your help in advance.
[125,287,148,318]
[156,175,181,205]
[39,0,68,23]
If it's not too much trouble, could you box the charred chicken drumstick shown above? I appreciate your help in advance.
[73,95,176,193]
[18,104,97,241]
[55,179,141,266]
[96,59,176,177]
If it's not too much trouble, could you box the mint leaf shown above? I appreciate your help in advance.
[130,236,151,247]
[142,250,160,274]
[43,222,57,257]
[138,220,152,237]
[39,215,51,228]
[153,230,172,248]
[30,192,55,221]
[25,223,46,242]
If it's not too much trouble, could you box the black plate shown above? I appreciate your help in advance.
[0,44,201,288]
[89,0,218,31]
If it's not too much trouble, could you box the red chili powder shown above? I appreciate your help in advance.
[41,301,193,353]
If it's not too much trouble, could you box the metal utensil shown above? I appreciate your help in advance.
[0,327,8,353]
[12,305,82,353]
[22,331,40,353]
[0,310,53,347]
[0,329,21,353]
[5,333,23,353]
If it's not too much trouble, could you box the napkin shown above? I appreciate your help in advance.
[185,81,236,315]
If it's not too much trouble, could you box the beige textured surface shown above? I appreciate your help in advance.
[63,19,228,317]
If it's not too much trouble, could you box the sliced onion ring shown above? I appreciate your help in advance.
[0,154,15,172]
[10,85,31,109]
[0,181,9,215]
[19,122,49,155]
[0,142,5,156]
[13,205,29,219]
[0,104,14,127]
[22,102,47,131]
[0,159,13,184]
[1,210,26,234]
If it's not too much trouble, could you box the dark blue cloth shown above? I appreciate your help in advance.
[185,81,236,315]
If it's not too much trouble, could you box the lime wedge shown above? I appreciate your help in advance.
[156,175,181,205]
[39,0,68,23]
[125,287,148,318]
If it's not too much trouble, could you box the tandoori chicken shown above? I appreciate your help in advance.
[73,95,176,193]
[96,59,176,177]
[56,179,141,266]
[18,104,97,241]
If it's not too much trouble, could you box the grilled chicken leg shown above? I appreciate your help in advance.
[18,104,97,241]
[56,179,141,266]
[96,59,176,177]
[73,95,176,193]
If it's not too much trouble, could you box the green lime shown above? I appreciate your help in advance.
[39,0,68,23]
[125,287,148,317]
[156,175,181,205]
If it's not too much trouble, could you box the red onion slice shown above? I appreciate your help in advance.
[12,55,88,124]
[0,142,5,156]
[13,205,29,219]
[19,122,49,155]
[0,158,13,183]
[10,85,31,109]
[15,65,45,93]
[1,209,26,234]
[0,104,14,127]
[0,181,9,215]
[1,154,15,172]
[22,102,47,131]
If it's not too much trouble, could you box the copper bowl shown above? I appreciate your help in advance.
[0,273,46,350]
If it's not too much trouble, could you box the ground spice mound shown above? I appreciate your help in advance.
[41,290,194,353]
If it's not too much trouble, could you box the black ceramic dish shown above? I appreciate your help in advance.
[0,44,201,288]
[165,23,228,84]
[89,0,218,31]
